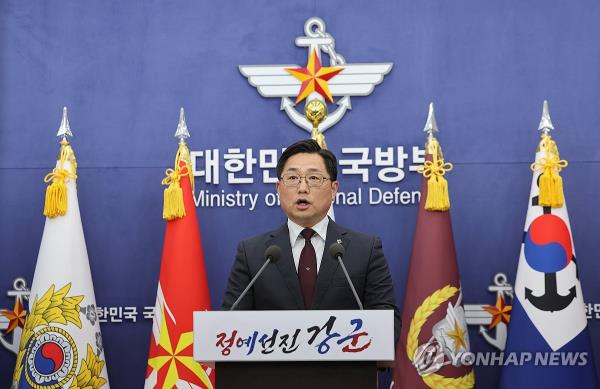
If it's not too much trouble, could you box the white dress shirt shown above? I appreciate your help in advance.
[287,216,329,273]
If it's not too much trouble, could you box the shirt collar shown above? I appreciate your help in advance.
[287,216,329,242]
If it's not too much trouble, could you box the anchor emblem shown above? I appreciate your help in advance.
[521,213,577,313]
[239,17,392,144]
[525,272,576,312]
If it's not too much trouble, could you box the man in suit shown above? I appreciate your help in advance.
[222,139,400,343]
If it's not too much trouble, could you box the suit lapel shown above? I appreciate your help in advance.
[268,223,304,310]
[312,219,350,309]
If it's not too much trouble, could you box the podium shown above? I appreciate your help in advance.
[194,310,394,389]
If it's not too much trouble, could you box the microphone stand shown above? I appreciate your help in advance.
[334,253,363,310]
[230,257,272,311]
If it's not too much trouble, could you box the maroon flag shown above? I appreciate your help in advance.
[393,104,475,388]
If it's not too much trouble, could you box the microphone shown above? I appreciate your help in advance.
[328,242,363,310]
[230,245,281,311]
[264,245,282,263]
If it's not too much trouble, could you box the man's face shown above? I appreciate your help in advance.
[276,152,339,228]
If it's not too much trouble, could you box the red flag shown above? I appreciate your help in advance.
[393,139,475,388]
[145,151,215,388]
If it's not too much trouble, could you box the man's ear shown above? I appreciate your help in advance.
[331,180,339,201]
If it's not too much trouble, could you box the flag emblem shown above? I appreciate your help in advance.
[22,326,78,386]
[147,304,203,387]
[14,283,107,389]
[524,214,573,273]
[407,286,474,387]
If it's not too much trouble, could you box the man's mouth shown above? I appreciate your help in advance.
[295,199,311,209]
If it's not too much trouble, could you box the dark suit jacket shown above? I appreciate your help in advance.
[221,219,401,344]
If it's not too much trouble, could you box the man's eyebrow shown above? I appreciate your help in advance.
[283,168,324,173]
[285,168,323,172]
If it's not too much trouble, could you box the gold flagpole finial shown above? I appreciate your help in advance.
[305,98,328,149]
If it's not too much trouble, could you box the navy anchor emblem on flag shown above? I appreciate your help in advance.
[523,211,577,312]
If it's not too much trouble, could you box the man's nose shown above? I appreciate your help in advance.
[297,177,310,192]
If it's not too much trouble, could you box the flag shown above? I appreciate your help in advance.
[12,107,109,388]
[393,103,475,389]
[145,109,215,389]
[499,102,598,388]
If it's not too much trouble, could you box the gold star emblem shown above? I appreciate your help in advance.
[1,297,26,334]
[482,294,512,329]
[147,307,213,388]
[446,320,467,352]
[286,49,343,104]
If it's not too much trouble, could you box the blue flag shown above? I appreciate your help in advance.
[499,127,598,388]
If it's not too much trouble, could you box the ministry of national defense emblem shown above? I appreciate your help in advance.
[239,17,392,147]
[0,278,30,356]
[464,273,513,351]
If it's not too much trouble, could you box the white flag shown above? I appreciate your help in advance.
[12,155,110,388]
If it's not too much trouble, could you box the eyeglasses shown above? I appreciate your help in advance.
[280,173,331,187]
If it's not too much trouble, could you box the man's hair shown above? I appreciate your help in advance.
[276,139,338,181]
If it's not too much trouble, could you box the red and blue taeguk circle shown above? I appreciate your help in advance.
[524,214,573,273]
[24,327,77,387]
[33,341,65,374]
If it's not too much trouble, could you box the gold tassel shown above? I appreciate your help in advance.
[162,142,194,220]
[43,145,77,218]
[418,138,453,211]
[425,174,450,211]
[43,177,67,217]
[162,142,193,220]
[538,169,564,207]
[531,135,567,208]
[161,167,186,220]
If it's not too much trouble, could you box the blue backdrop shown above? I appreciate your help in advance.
[1,1,599,388]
